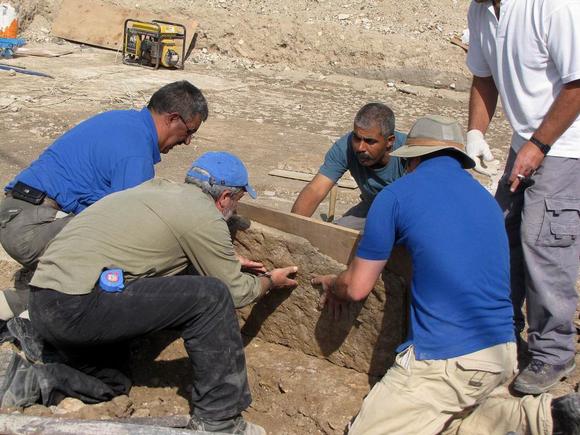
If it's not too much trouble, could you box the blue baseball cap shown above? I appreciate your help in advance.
[186,151,257,199]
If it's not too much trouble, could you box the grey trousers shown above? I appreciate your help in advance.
[0,196,73,318]
[334,200,371,232]
[495,150,580,365]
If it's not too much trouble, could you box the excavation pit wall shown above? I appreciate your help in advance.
[235,220,411,378]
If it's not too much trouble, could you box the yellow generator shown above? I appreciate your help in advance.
[122,19,186,69]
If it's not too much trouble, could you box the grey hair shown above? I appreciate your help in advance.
[185,168,243,200]
[148,80,209,122]
[354,103,395,138]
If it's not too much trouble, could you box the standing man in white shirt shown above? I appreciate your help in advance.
[466,0,580,395]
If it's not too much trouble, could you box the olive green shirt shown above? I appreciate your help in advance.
[31,179,262,308]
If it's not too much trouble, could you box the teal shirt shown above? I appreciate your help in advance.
[318,131,407,203]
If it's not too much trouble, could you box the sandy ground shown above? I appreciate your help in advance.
[0,0,578,432]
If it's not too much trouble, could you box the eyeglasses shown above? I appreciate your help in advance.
[178,114,197,137]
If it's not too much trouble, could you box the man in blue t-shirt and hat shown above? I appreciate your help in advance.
[313,115,580,434]
[291,103,406,231]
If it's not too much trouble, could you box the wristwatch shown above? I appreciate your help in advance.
[530,136,551,155]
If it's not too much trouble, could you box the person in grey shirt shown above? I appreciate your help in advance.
[0,152,297,435]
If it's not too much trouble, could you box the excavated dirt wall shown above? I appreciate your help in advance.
[235,221,409,377]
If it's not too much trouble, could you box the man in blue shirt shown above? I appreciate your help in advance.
[291,103,406,231]
[313,115,579,434]
[0,80,208,320]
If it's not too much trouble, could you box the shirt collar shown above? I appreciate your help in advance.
[416,155,463,171]
[140,107,161,164]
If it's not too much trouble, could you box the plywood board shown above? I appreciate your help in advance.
[52,0,198,52]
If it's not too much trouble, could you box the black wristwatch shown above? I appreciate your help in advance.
[529,136,551,155]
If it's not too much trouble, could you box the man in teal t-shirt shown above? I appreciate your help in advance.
[291,103,406,231]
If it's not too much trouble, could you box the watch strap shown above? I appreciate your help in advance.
[530,136,551,155]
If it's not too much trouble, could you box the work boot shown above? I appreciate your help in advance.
[187,414,266,434]
[7,317,53,363]
[0,320,15,344]
[552,393,580,435]
[513,358,576,395]
[0,348,40,408]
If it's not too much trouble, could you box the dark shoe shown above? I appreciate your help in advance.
[513,358,576,395]
[7,317,48,363]
[552,393,580,435]
[0,320,15,344]
[188,414,266,434]
[0,349,40,408]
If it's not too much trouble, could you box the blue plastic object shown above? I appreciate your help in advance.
[186,152,257,199]
[0,37,26,58]
[99,269,125,293]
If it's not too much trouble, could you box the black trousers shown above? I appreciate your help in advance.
[28,275,252,420]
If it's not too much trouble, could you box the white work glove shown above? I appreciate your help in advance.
[466,129,499,177]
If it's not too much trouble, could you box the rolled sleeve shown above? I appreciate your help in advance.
[178,217,262,308]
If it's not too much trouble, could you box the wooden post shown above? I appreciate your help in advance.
[327,185,338,223]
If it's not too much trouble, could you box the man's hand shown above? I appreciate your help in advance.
[269,266,298,289]
[508,141,545,192]
[236,254,267,275]
[312,274,348,321]
[466,130,499,177]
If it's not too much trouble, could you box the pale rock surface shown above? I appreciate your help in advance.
[235,222,409,376]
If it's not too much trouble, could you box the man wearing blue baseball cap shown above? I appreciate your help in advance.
[0,151,298,434]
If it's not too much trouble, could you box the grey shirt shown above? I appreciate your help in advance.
[31,179,262,308]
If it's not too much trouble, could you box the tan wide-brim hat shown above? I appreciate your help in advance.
[391,115,476,169]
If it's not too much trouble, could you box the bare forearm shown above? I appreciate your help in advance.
[332,270,354,301]
[291,176,332,217]
[532,81,580,145]
[291,187,320,216]
[332,268,376,302]
[468,76,499,133]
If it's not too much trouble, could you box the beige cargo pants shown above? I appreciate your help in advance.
[349,343,553,435]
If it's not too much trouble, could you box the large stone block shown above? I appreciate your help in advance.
[234,221,409,377]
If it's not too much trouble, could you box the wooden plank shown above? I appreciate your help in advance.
[52,0,198,52]
[327,185,338,222]
[238,201,360,265]
[268,169,358,189]
[0,414,208,435]
[14,47,75,58]
[237,201,412,283]
[450,37,468,52]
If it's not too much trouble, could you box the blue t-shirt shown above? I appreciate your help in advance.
[357,156,515,360]
[318,131,406,203]
[6,108,160,215]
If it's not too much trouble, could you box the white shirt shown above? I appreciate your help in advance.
[467,0,580,158]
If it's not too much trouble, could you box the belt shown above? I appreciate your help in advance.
[5,191,61,211]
